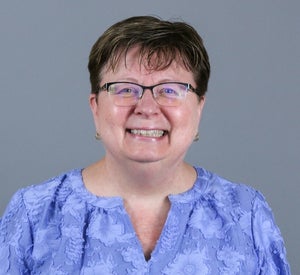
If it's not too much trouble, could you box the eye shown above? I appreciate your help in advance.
[158,87,179,97]
[111,84,140,97]
[118,88,136,96]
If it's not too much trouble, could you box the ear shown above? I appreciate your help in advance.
[89,94,98,116]
[197,96,206,119]
[89,94,101,133]
[193,96,206,139]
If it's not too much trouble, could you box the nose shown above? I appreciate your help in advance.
[134,89,160,115]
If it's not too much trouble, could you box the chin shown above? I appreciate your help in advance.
[128,156,164,164]
[125,151,166,164]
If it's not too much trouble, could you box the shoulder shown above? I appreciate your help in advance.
[194,166,264,212]
[2,169,83,225]
[22,169,81,203]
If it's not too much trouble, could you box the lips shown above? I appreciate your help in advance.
[128,129,167,137]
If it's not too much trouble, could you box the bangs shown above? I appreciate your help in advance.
[105,43,194,74]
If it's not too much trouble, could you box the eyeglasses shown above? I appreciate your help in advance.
[99,81,198,107]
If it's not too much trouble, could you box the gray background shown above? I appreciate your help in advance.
[0,1,299,273]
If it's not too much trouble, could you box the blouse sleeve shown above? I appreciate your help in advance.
[252,191,291,274]
[0,189,32,275]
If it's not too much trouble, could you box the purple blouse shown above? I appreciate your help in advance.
[0,167,290,274]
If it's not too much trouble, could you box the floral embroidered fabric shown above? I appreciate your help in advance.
[0,167,290,274]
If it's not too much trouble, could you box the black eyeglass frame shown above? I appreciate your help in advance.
[99,81,199,99]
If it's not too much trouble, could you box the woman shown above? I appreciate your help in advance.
[0,16,290,274]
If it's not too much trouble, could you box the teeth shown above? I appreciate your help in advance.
[130,129,165,137]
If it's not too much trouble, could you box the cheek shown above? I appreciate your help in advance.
[169,106,200,131]
[96,103,131,133]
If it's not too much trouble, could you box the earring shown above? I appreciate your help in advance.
[194,132,199,142]
[95,132,101,140]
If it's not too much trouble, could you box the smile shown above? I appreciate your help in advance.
[129,129,166,137]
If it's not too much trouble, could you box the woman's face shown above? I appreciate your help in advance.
[90,47,205,166]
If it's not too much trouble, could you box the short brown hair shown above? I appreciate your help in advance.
[88,16,210,98]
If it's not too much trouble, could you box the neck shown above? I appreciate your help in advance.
[83,156,196,200]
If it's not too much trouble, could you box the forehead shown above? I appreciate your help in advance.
[102,46,193,79]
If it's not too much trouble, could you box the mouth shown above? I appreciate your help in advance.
[127,129,167,138]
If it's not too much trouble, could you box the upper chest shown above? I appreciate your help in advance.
[125,201,171,259]
[30,198,257,274]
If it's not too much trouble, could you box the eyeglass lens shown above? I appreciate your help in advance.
[107,82,188,107]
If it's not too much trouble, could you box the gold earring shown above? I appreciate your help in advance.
[95,132,101,140]
[194,132,199,142]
